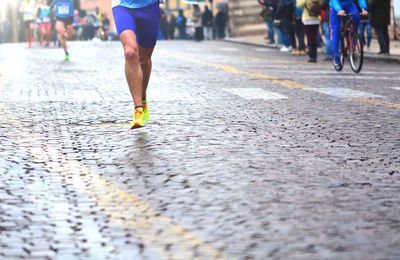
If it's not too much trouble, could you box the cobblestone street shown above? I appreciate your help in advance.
[0,40,400,259]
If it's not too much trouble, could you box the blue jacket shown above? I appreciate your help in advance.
[330,0,367,13]
[294,0,303,18]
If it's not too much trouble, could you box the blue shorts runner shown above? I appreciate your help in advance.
[112,1,161,48]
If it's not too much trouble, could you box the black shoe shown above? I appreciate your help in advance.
[334,63,343,71]
[308,58,317,63]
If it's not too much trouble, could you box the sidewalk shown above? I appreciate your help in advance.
[225,35,400,64]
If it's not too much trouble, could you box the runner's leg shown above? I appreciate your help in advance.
[66,24,75,39]
[41,24,46,42]
[120,30,143,107]
[138,46,154,100]
[56,21,67,53]
[46,23,51,45]
[26,27,31,45]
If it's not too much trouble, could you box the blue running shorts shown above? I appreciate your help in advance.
[112,2,161,48]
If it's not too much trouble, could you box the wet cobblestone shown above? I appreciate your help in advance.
[0,41,400,259]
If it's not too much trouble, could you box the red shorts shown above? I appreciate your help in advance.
[40,22,51,31]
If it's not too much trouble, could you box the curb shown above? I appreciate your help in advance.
[223,38,400,65]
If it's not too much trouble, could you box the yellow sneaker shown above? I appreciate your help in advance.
[130,107,145,129]
[142,99,149,122]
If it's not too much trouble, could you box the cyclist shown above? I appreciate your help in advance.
[53,0,76,61]
[330,0,368,70]
[112,0,161,129]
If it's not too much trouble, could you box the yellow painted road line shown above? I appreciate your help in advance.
[158,50,400,109]
[347,98,400,109]
[158,50,307,89]
[0,103,226,260]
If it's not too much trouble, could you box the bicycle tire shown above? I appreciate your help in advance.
[349,33,363,73]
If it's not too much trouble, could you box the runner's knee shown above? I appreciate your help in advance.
[124,47,139,63]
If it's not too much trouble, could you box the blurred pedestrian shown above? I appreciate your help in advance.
[50,3,58,47]
[215,9,227,39]
[176,9,187,39]
[359,9,372,51]
[192,5,203,42]
[35,2,43,45]
[1,20,12,43]
[94,7,102,37]
[20,0,36,48]
[368,0,389,54]
[72,9,80,35]
[38,0,52,47]
[202,6,213,40]
[82,12,97,41]
[102,13,110,40]
[277,0,295,52]
[293,3,306,55]
[270,0,283,45]
[297,0,321,62]
[259,0,275,44]
[168,13,176,40]
[321,0,332,60]
[160,9,168,40]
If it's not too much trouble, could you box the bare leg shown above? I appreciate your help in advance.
[56,21,67,53]
[26,26,33,47]
[138,46,155,99]
[120,30,143,107]
[66,25,75,40]
[46,25,51,45]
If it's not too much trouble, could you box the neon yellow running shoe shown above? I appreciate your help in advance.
[130,107,145,129]
[142,99,149,122]
[64,53,70,61]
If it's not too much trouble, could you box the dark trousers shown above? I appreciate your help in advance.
[303,24,319,60]
[289,22,296,49]
[281,20,296,48]
[295,19,306,50]
[217,25,225,39]
[374,25,390,54]
[194,27,203,41]
[178,26,186,39]
[168,29,175,40]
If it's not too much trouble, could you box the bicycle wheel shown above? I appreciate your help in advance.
[349,33,363,73]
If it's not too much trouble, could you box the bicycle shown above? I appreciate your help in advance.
[335,13,364,73]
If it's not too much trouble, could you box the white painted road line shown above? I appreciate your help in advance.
[223,88,288,100]
[219,47,240,52]
[292,75,400,80]
[306,88,382,99]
